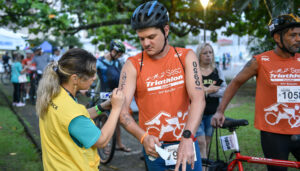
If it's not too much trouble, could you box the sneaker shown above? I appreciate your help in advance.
[16,102,25,107]
[12,102,18,106]
[25,94,30,99]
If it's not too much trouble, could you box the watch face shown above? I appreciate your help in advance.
[183,130,191,138]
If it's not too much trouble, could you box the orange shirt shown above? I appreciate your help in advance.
[128,47,191,141]
[254,50,300,134]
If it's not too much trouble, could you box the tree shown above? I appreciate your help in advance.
[0,0,299,51]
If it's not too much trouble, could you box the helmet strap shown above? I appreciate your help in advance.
[278,32,295,57]
[156,36,168,55]
[153,26,168,56]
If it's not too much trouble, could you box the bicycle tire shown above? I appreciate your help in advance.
[94,114,117,164]
[1,72,11,85]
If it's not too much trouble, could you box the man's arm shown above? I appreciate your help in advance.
[175,50,206,171]
[211,58,258,127]
[119,60,161,158]
[118,60,142,137]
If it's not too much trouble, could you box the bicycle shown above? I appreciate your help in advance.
[86,80,117,164]
[0,63,11,85]
[202,118,300,171]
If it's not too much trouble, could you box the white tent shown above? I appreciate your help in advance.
[0,28,27,50]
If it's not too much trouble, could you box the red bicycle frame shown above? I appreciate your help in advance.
[225,131,300,171]
[227,152,300,171]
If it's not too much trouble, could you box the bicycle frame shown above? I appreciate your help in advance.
[227,130,300,171]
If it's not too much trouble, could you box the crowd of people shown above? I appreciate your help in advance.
[0,46,63,106]
[0,1,299,171]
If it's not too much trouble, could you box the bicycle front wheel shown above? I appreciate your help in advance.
[94,114,116,164]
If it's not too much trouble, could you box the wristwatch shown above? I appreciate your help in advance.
[182,130,197,142]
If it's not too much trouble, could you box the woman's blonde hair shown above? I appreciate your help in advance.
[196,43,215,69]
[36,48,96,117]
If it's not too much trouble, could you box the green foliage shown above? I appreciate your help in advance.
[0,0,299,50]
[27,35,82,49]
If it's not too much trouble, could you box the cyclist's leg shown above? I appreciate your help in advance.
[290,136,300,161]
[204,114,214,155]
[260,131,290,171]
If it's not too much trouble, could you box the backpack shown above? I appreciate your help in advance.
[99,57,121,90]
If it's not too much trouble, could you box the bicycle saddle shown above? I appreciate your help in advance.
[221,118,249,129]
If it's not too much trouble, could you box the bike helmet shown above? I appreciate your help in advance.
[268,13,300,37]
[131,1,169,30]
[109,40,126,53]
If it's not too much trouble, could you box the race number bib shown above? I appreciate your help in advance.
[100,92,111,100]
[155,143,197,166]
[277,86,300,103]
[220,134,238,151]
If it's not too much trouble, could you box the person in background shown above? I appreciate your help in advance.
[211,14,300,171]
[11,54,27,107]
[222,53,227,70]
[30,46,50,104]
[2,51,11,73]
[22,49,35,100]
[31,47,50,82]
[195,43,227,170]
[96,40,131,152]
[50,47,61,62]
[36,48,125,170]
[119,1,205,170]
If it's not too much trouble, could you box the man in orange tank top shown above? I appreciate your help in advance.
[211,14,300,171]
[118,1,206,171]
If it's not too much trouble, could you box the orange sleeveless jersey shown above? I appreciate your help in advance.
[254,50,300,134]
[128,47,191,142]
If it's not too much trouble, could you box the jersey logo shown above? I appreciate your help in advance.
[264,103,300,128]
[261,56,270,61]
[144,111,188,140]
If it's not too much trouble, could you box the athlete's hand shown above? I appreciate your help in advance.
[110,88,125,111]
[175,138,195,171]
[211,111,225,128]
[143,134,161,158]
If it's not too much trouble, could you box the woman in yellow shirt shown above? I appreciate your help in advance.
[36,48,124,170]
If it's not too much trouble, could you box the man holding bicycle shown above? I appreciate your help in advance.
[119,1,205,171]
[211,14,300,171]
[96,40,132,152]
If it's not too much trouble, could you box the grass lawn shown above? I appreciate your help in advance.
[0,105,42,170]
[209,95,298,171]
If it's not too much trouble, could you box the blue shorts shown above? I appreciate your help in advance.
[196,114,214,137]
[143,141,202,171]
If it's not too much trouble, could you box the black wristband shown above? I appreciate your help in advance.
[97,103,105,112]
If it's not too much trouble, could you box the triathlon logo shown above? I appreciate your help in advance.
[264,103,300,128]
[269,68,300,82]
[144,110,188,140]
[145,68,184,92]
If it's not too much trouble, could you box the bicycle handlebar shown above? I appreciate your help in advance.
[221,118,249,129]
